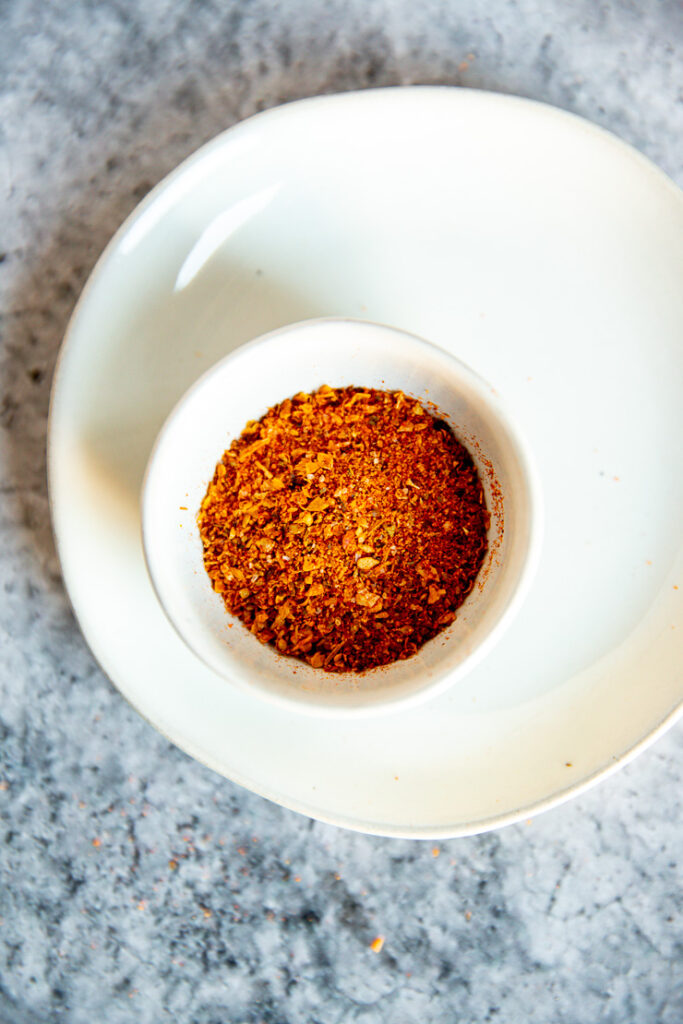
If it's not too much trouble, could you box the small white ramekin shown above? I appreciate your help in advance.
[142,318,542,717]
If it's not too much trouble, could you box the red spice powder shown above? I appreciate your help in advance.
[198,386,489,672]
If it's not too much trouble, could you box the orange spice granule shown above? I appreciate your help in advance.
[198,386,489,673]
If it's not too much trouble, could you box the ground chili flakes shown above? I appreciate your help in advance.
[198,385,489,673]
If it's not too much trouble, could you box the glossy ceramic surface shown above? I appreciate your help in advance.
[142,318,541,716]
[48,88,683,837]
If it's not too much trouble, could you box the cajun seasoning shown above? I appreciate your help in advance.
[198,386,489,672]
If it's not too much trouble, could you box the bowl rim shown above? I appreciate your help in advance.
[141,316,544,718]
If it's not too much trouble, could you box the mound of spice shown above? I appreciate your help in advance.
[198,386,489,673]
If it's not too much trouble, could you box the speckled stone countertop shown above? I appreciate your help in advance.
[1,2,682,1022]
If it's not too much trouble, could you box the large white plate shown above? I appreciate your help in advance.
[48,88,683,838]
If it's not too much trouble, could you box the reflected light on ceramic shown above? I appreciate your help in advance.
[173,183,282,292]
[118,133,260,256]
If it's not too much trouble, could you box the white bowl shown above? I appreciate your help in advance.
[142,318,542,716]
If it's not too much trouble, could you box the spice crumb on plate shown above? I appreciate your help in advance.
[198,385,489,673]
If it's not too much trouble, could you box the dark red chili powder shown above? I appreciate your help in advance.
[198,385,489,672]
